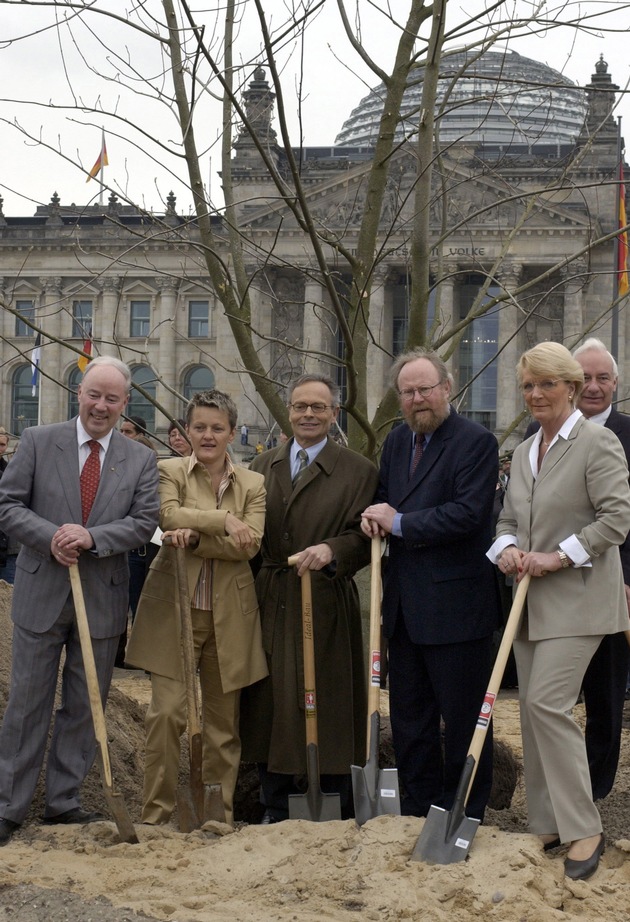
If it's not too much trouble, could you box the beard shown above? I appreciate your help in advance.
[405,402,450,434]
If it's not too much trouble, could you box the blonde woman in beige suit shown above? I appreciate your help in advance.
[127,390,268,826]
[488,342,630,881]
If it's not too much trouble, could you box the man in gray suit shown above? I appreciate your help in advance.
[0,357,159,846]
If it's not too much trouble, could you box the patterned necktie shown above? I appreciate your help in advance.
[410,435,424,478]
[81,440,101,525]
[292,448,309,487]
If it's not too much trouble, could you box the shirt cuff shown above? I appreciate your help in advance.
[560,536,592,568]
[392,513,403,538]
[486,534,517,564]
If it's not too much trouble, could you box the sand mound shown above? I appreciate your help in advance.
[2,581,630,921]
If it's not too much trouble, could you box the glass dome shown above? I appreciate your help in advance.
[335,49,587,150]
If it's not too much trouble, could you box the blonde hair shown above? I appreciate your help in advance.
[517,342,584,401]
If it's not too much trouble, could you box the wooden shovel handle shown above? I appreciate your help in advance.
[464,573,530,799]
[288,555,318,748]
[174,545,202,740]
[367,537,383,718]
[69,563,113,786]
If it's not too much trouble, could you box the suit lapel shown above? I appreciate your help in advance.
[88,432,126,524]
[534,416,583,488]
[54,421,82,521]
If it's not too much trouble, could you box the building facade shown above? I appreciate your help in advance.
[0,51,627,451]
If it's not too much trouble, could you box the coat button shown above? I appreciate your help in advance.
[283,533,290,541]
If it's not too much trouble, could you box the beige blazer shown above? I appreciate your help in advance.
[497,416,630,640]
[127,457,268,693]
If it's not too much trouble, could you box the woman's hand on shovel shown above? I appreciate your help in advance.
[162,528,200,548]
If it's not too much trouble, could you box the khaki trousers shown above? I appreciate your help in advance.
[142,607,240,826]
[513,632,603,844]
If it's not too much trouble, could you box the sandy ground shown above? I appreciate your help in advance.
[2,582,630,921]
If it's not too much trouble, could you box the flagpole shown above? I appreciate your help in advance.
[612,118,622,361]
[99,127,105,208]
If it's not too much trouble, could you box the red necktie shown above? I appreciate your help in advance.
[410,436,424,478]
[81,440,101,525]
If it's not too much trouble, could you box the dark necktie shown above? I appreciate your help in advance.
[81,439,101,525]
[410,436,424,478]
[292,448,309,487]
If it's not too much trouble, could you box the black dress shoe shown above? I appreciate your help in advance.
[564,834,605,881]
[260,811,280,825]
[42,808,105,826]
[543,837,561,852]
[0,818,20,847]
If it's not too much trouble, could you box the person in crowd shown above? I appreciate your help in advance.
[240,373,379,823]
[524,337,630,800]
[0,428,19,584]
[361,347,500,822]
[126,390,268,826]
[489,341,630,881]
[254,440,264,455]
[240,423,249,446]
[168,418,192,457]
[121,416,148,439]
[0,357,159,847]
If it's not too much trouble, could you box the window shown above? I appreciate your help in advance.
[457,277,500,431]
[15,300,35,337]
[129,365,157,430]
[183,366,215,402]
[72,300,93,339]
[188,300,209,338]
[130,300,151,338]
[11,364,38,433]
[67,366,82,419]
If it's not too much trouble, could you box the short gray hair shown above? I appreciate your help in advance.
[389,347,453,390]
[288,373,341,407]
[573,337,618,377]
[82,356,132,393]
[185,390,238,429]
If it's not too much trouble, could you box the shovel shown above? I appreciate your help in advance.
[351,536,400,825]
[412,573,530,865]
[69,563,139,844]
[172,544,226,831]
[287,554,342,822]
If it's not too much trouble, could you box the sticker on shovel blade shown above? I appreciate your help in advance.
[455,837,471,849]
[379,788,397,798]
[476,691,496,729]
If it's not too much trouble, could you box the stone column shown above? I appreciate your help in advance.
[155,277,179,423]
[98,277,122,357]
[561,258,589,348]
[495,262,523,441]
[366,268,390,417]
[303,277,324,376]
[38,277,63,425]
[434,264,456,377]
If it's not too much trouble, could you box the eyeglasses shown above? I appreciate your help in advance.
[521,380,563,394]
[398,383,443,401]
[289,402,334,415]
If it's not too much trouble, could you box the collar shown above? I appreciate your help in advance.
[187,451,236,481]
[290,436,328,467]
[76,418,113,453]
[582,405,612,427]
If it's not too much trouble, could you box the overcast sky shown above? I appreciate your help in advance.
[0,0,628,217]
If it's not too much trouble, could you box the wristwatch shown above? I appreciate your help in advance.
[557,549,571,568]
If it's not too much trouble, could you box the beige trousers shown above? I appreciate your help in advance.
[513,631,603,844]
[141,607,240,826]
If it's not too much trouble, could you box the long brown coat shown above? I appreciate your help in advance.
[126,457,268,694]
[240,438,379,774]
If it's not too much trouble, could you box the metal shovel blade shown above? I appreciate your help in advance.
[177,733,227,831]
[351,711,400,826]
[411,754,479,864]
[289,743,342,822]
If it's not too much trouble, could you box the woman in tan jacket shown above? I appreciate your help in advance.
[127,390,267,826]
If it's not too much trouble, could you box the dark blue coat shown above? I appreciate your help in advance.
[378,409,501,645]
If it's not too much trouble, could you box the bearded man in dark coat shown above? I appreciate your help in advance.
[240,373,378,822]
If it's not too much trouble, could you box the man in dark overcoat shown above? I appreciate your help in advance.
[361,348,501,821]
[240,373,378,822]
